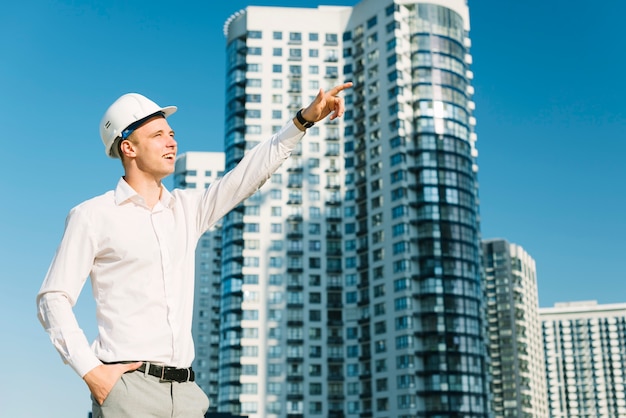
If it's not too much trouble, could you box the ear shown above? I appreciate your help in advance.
[119,139,137,159]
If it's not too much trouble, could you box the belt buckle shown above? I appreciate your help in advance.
[186,368,190,382]
[160,365,166,381]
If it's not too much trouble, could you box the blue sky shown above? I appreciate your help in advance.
[1,0,624,416]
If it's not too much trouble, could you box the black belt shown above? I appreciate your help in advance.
[136,363,195,383]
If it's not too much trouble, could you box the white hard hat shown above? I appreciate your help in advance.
[99,93,177,158]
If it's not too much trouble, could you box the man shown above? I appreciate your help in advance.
[37,82,352,418]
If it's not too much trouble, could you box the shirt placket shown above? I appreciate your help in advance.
[150,204,176,362]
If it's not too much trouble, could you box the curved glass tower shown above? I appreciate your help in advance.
[217,1,490,417]
[406,2,490,416]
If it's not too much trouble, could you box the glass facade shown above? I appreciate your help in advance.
[405,4,489,416]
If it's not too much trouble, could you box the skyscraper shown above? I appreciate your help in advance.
[219,1,490,416]
[482,239,549,418]
[173,151,226,413]
[540,301,626,418]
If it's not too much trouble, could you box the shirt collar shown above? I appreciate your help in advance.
[114,177,176,209]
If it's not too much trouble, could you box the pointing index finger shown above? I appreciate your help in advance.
[328,82,353,96]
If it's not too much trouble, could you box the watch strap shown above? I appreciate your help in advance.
[296,109,315,128]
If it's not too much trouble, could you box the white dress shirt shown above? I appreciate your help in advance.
[37,121,304,377]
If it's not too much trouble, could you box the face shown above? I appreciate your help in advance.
[121,115,177,179]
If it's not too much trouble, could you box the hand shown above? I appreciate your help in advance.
[83,362,143,405]
[301,82,353,123]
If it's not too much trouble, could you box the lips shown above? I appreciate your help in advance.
[163,153,176,160]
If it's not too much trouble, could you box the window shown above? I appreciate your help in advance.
[325,66,338,78]
[242,328,258,338]
[396,354,413,369]
[242,383,258,394]
[270,189,282,200]
[309,364,321,376]
[373,248,384,261]
[289,32,302,42]
[390,152,406,166]
[309,327,321,339]
[325,33,338,44]
[347,364,359,376]
[289,48,302,59]
[244,223,259,233]
[246,94,261,103]
[272,64,282,73]
[273,31,282,40]
[386,4,398,16]
[243,274,259,284]
[246,109,261,119]
[309,206,321,218]
[309,383,322,395]
[346,291,357,304]
[392,223,407,237]
[268,275,282,286]
[242,402,257,413]
[243,310,259,320]
[395,315,412,330]
[394,297,411,311]
[309,346,322,357]
[374,284,385,297]
[242,364,258,375]
[268,363,282,376]
[374,303,385,316]
[248,30,262,39]
[347,345,359,357]
[396,335,413,349]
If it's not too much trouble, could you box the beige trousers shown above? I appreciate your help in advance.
[91,370,209,418]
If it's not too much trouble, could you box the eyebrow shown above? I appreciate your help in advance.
[149,129,175,137]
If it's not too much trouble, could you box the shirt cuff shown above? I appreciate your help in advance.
[280,120,306,149]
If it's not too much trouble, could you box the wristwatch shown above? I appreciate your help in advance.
[296,108,315,129]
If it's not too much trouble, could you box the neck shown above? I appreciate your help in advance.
[123,173,163,208]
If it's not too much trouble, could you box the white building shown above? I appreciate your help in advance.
[540,301,626,418]
[214,1,490,417]
[482,239,549,418]
[173,151,225,413]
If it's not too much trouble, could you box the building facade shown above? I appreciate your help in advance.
[540,301,626,418]
[219,0,490,417]
[481,239,548,418]
[173,151,226,412]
